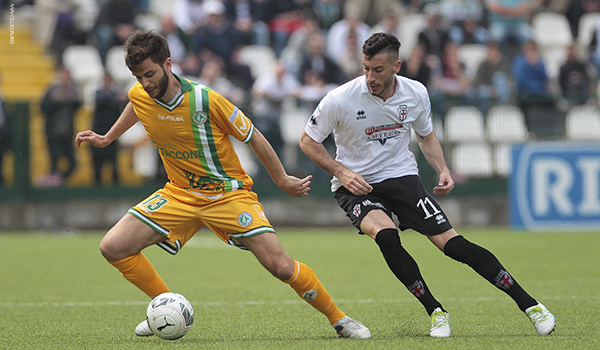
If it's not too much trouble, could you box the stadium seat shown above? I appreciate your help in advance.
[532,12,573,50]
[457,44,487,79]
[445,106,486,142]
[493,143,511,176]
[566,105,600,140]
[486,105,528,142]
[451,142,493,177]
[577,12,600,51]
[62,45,104,84]
[541,45,567,80]
[105,46,137,89]
[237,45,276,79]
[399,13,427,56]
[62,45,105,103]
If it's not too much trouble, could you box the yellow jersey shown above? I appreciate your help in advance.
[128,74,255,194]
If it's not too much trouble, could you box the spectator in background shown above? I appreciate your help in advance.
[172,0,208,48]
[512,40,550,97]
[40,67,82,186]
[160,15,187,65]
[312,0,344,30]
[440,0,488,45]
[471,41,511,115]
[191,0,254,89]
[326,13,371,68]
[430,41,471,120]
[343,0,406,28]
[298,69,338,111]
[565,0,600,38]
[197,59,247,109]
[336,30,364,80]
[512,40,561,138]
[91,74,125,186]
[398,44,431,88]
[298,32,346,85]
[559,43,594,106]
[251,60,301,167]
[0,81,11,187]
[44,0,90,62]
[370,13,403,42]
[93,0,137,64]
[280,16,324,78]
[485,0,533,56]
[417,4,450,69]
[589,22,600,78]
[224,0,272,46]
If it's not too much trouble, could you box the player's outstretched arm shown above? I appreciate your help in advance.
[299,132,372,195]
[249,129,312,197]
[416,131,454,196]
[75,102,139,148]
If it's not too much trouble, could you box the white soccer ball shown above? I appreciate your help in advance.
[146,292,194,340]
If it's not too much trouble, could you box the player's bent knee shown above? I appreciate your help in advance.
[270,259,295,281]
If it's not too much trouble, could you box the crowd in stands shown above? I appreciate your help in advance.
[2,0,600,185]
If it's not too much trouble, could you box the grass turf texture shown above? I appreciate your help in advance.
[1,228,598,349]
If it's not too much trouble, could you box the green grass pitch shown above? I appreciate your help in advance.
[1,227,598,349]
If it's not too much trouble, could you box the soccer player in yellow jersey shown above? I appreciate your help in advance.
[75,30,370,339]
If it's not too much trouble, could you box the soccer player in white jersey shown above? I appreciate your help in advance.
[300,32,556,338]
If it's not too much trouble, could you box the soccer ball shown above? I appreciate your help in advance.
[146,292,194,340]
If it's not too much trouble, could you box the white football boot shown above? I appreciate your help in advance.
[134,320,154,337]
[526,303,556,335]
[333,316,372,339]
[429,307,451,338]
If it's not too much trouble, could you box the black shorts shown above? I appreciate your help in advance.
[334,175,453,236]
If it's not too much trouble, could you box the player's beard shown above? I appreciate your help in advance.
[370,74,395,99]
[147,67,169,100]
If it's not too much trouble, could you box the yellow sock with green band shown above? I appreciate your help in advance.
[108,253,170,298]
[283,260,346,325]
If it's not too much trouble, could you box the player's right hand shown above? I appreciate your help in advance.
[75,130,108,148]
[340,169,372,195]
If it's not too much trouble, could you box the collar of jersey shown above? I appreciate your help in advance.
[360,75,404,98]
[152,73,193,112]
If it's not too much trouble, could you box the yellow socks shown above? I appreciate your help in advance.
[283,260,346,325]
[108,253,170,298]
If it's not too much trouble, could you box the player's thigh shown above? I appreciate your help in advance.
[100,213,167,260]
[360,209,397,239]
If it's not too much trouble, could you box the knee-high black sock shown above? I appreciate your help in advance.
[444,235,537,311]
[375,228,443,315]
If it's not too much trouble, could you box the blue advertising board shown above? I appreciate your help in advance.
[510,143,600,230]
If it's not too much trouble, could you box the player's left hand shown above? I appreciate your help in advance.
[433,171,454,196]
[278,174,312,197]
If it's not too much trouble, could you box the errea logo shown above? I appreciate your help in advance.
[158,115,184,122]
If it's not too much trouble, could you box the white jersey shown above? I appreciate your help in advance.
[305,74,434,192]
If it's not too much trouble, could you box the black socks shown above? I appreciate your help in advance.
[375,228,443,315]
[444,235,537,311]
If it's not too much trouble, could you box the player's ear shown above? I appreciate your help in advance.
[395,60,402,74]
[163,57,172,73]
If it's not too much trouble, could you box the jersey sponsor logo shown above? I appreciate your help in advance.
[184,170,226,192]
[397,104,408,121]
[238,212,253,227]
[365,123,405,145]
[356,110,366,120]
[158,115,184,122]
[232,110,250,136]
[156,146,202,160]
[192,111,208,125]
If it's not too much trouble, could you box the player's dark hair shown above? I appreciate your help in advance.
[125,30,170,70]
[362,32,401,60]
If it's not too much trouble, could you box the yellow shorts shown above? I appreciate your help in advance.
[128,182,273,254]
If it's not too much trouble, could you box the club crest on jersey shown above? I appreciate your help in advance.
[397,104,408,122]
[192,111,208,125]
[238,212,253,227]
